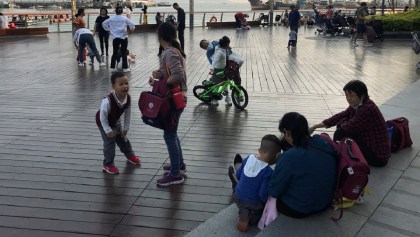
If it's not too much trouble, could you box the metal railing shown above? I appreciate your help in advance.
[1,8,408,33]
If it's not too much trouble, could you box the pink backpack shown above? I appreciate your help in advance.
[320,133,370,221]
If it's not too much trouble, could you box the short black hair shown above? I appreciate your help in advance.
[343,80,369,102]
[111,72,126,84]
[116,6,123,14]
[219,36,230,48]
[173,2,178,7]
[260,134,282,156]
[360,2,367,6]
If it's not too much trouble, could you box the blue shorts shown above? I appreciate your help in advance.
[356,24,367,34]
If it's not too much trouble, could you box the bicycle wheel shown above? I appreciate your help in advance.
[193,85,212,103]
[231,85,248,109]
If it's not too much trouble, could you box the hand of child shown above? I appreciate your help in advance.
[121,130,128,138]
[209,69,214,75]
[152,70,163,79]
[107,130,116,138]
[148,76,156,86]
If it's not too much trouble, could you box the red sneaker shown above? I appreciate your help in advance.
[102,165,119,174]
[127,154,141,165]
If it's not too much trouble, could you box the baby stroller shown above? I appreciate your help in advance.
[412,32,420,69]
[306,17,315,28]
[258,13,269,26]
[367,20,384,41]
[274,14,281,26]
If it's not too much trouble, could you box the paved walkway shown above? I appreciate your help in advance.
[0,26,419,236]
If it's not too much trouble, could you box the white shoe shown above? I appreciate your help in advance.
[352,43,359,47]
[78,63,84,67]
[123,68,131,72]
[110,68,116,72]
[88,61,93,65]
[211,100,219,106]
[99,62,106,67]
[366,43,373,47]
[225,96,232,106]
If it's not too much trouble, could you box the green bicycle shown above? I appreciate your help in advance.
[193,71,249,110]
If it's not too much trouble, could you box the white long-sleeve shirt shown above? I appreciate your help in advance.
[99,91,131,134]
[73,28,93,46]
[102,15,135,39]
[211,46,227,70]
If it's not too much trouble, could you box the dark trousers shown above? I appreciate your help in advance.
[288,40,296,47]
[111,38,128,69]
[235,197,264,225]
[78,34,102,64]
[235,16,242,28]
[333,127,388,167]
[98,31,109,55]
[276,198,330,219]
[178,28,185,51]
[99,126,134,166]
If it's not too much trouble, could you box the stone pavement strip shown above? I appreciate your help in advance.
[0,26,419,237]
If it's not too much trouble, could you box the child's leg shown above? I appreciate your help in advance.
[99,127,116,166]
[115,132,135,159]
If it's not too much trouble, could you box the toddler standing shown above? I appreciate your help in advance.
[287,29,297,48]
[95,72,141,174]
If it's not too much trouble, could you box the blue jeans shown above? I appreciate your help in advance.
[78,34,101,64]
[163,99,186,176]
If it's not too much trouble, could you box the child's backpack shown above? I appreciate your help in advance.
[320,133,370,221]
[386,117,413,153]
[225,60,240,79]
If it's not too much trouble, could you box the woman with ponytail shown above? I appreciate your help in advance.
[150,22,187,186]
[268,112,337,218]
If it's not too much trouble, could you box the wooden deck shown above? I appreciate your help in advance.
[0,27,418,236]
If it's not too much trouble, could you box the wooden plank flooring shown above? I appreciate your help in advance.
[0,27,418,236]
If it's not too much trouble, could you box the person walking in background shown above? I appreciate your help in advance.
[156,12,164,56]
[94,7,110,57]
[352,2,372,47]
[142,5,148,24]
[288,5,300,45]
[172,3,185,51]
[149,22,187,186]
[102,6,135,72]
[96,72,141,174]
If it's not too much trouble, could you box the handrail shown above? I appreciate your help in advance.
[2,9,409,32]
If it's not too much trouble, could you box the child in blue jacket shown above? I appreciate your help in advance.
[229,134,282,232]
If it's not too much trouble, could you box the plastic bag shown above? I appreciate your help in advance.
[229,52,244,67]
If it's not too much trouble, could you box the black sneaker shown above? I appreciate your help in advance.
[234,154,243,169]
[163,163,186,174]
[228,165,238,191]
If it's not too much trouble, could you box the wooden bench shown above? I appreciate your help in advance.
[206,21,261,28]
[133,24,158,32]
[0,27,48,36]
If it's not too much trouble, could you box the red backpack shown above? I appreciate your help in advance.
[386,117,413,153]
[320,133,370,221]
